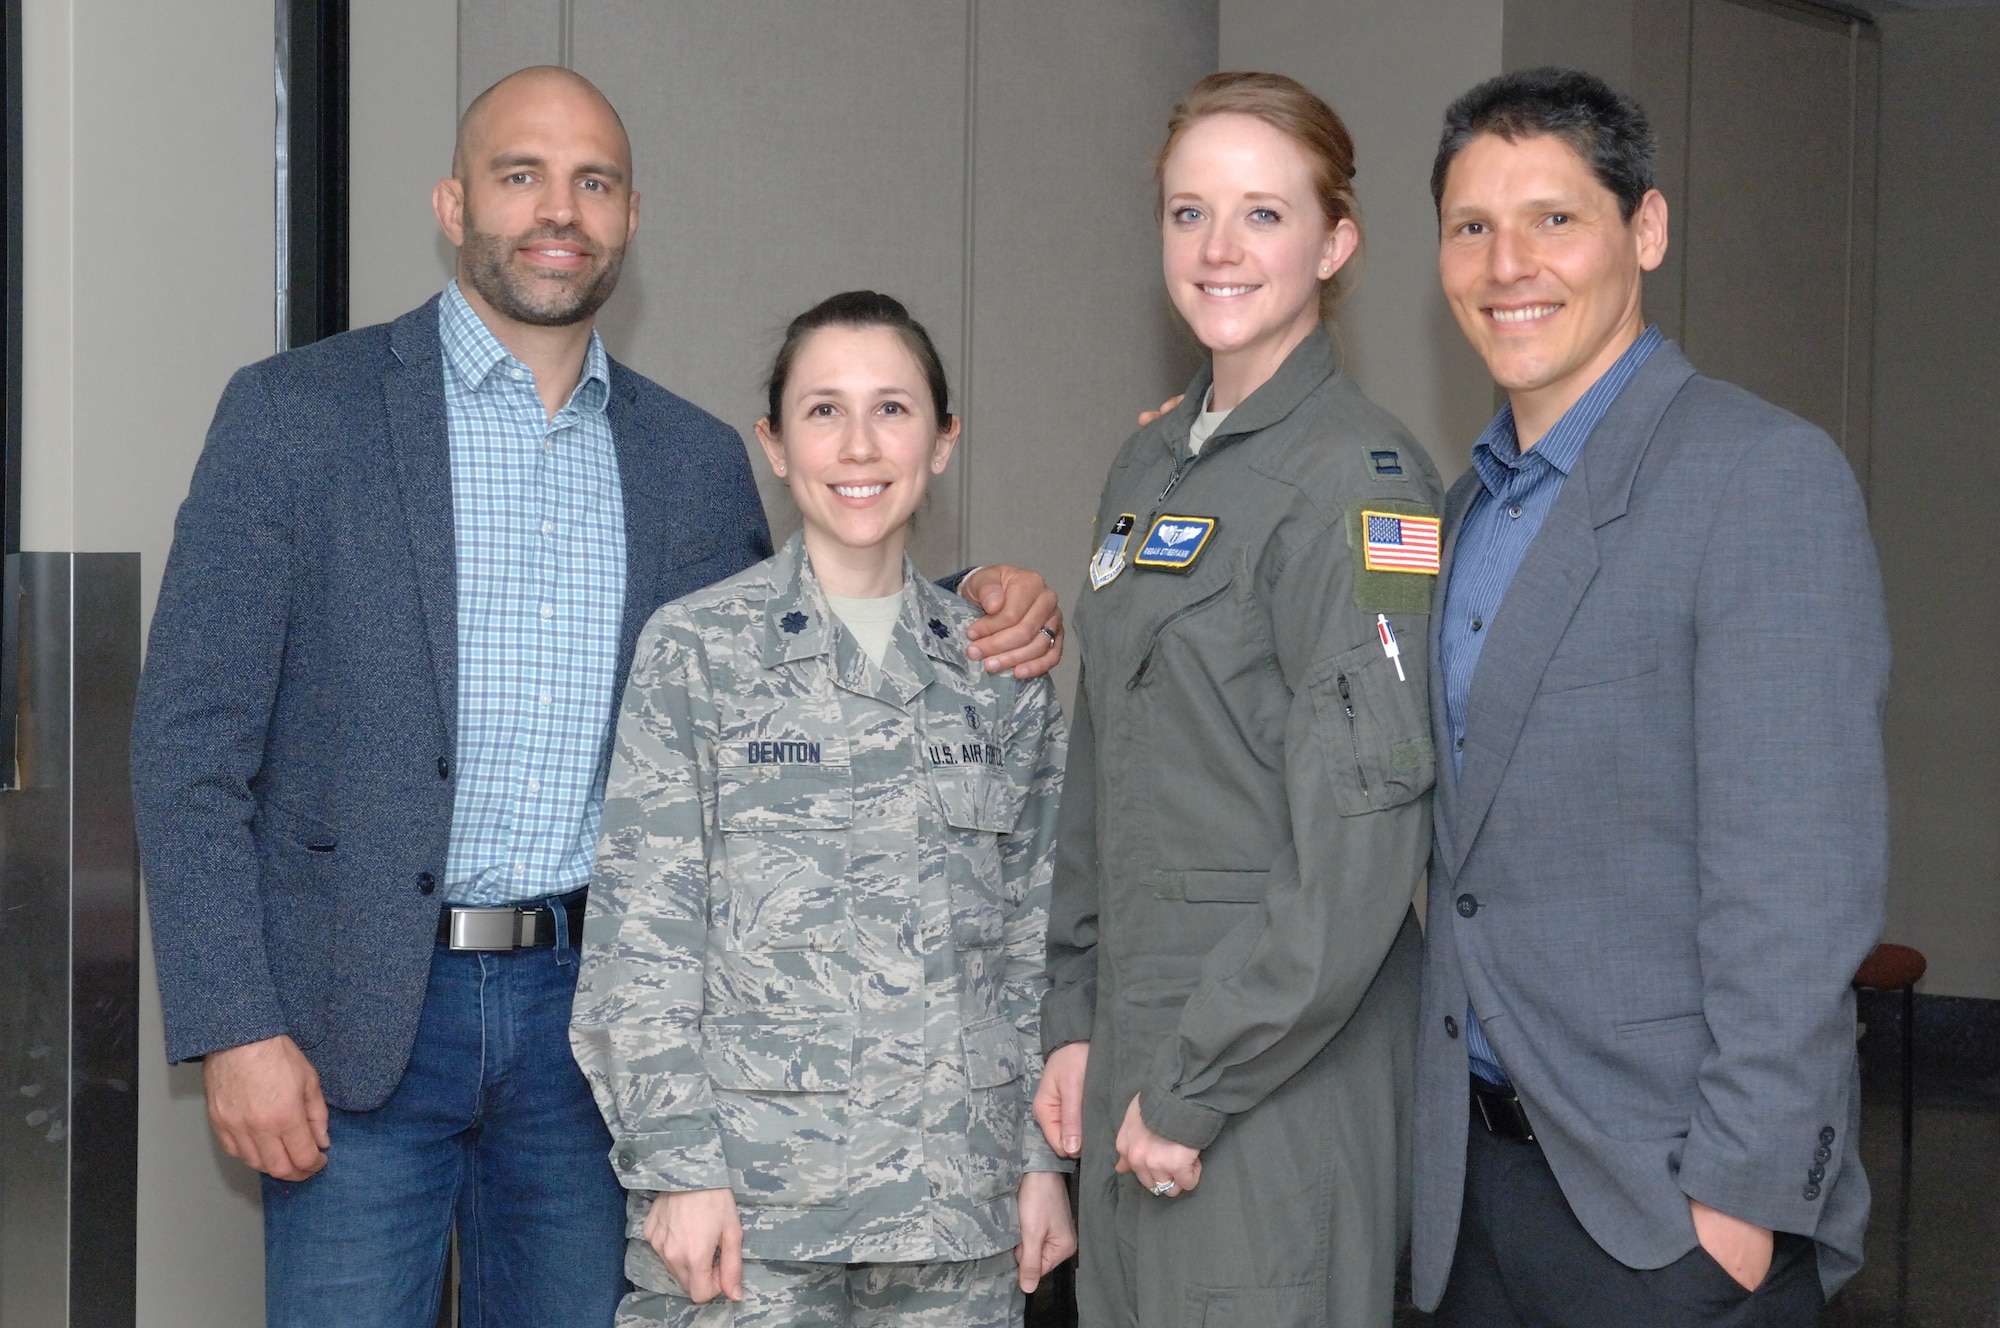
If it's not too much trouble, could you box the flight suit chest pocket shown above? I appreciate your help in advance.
[930,766,1026,948]
[714,743,854,951]
[1313,638,1435,816]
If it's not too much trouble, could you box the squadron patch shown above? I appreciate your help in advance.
[1090,514,1136,590]
[1133,514,1218,573]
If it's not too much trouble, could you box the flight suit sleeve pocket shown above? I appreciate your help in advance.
[1312,639,1435,816]
[701,1017,852,1209]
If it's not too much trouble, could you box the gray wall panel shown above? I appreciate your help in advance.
[1870,9,2000,999]
[1222,0,1504,479]
[459,0,562,111]
[967,0,1214,700]
[569,0,972,573]
[1682,0,1872,454]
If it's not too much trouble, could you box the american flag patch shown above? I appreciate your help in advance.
[1361,511,1441,575]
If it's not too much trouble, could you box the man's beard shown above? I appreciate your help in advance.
[459,219,625,328]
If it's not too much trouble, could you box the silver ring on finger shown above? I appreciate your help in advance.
[1150,1179,1178,1196]
[1040,626,1059,646]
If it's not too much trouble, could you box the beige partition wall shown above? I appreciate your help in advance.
[1220,0,1505,480]
[462,0,1216,704]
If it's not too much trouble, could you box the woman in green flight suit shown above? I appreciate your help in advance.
[1033,73,1445,1327]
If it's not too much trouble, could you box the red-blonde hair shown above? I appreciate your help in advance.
[1156,71,1362,316]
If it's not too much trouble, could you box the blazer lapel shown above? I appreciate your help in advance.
[1443,342,1699,875]
[384,298,459,742]
[607,366,669,662]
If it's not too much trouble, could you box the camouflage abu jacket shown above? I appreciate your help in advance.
[571,532,1067,1282]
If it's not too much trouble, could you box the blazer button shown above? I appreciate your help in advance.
[1445,1015,1460,1039]
[1803,1182,1822,1201]
[417,872,437,895]
[1456,894,1479,918]
[437,757,452,780]
[1814,1144,1832,1165]
[1820,1125,1836,1146]
[1807,1164,1826,1184]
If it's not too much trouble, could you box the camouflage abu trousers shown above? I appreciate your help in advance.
[617,1252,1022,1327]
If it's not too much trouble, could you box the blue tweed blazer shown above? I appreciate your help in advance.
[132,296,772,1110]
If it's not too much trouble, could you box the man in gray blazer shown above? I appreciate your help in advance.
[1410,68,1889,1325]
[132,66,1062,1327]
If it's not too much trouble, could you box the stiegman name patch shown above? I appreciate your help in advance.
[1133,514,1218,572]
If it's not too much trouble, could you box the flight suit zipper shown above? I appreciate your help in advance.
[1337,673,1371,798]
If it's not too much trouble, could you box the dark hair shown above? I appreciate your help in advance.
[1431,67,1655,221]
[763,291,952,431]
[1157,71,1361,316]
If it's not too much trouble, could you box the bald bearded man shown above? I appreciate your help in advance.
[132,67,1065,1327]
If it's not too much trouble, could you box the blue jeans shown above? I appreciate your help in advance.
[263,914,627,1327]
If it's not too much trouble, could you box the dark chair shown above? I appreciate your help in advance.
[1852,941,1927,1153]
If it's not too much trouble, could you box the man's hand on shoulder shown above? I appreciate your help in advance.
[203,1034,331,1181]
[1691,1197,1774,1292]
[960,565,1064,679]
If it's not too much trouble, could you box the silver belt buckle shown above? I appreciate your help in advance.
[448,907,530,951]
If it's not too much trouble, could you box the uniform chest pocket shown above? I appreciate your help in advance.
[930,767,1026,948]
[714,752,854,951]
[1312,638,1435,816]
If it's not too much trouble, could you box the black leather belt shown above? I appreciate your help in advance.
[1470,1074,1537,1143]
[436,890,587,951]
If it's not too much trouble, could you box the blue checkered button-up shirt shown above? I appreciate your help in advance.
[1442,324,1661,1081]
[439,282,627,905]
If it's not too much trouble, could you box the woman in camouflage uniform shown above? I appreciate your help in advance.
[572,291,1074,1327]
[1034,74,1445,1326]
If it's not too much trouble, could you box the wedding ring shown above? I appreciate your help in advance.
[1040,626,1059,645]
[1150,1179,1177,1196]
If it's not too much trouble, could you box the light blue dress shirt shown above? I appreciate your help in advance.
[438,282,627,905]
[1441,324,1662,1082]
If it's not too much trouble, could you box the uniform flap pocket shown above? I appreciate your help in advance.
[714,745,853,832]
[701,1017,853,1091]
[1155,869,1267,903]
[1313,637,1436,816]
[960,1016,1024,1090]
[930,766,1026,833]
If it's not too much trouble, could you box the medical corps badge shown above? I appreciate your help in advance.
[1134,514,1217,572]
[1090,513,1136,590]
